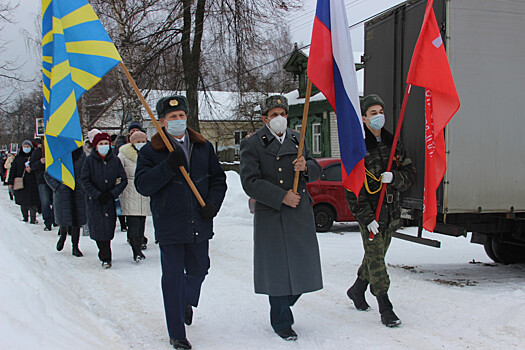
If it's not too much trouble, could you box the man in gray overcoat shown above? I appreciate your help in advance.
[239,95,323,341]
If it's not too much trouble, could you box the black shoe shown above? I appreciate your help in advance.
[72,246,83,257]
[53,222,58,227]
[347,277,371,311]
[30,219,38,224]
[169,338,192,349]
[56,235,67,251]
[22,217,28,222]
[44,225,52,231]
[141,236,148,250]
[184,305,193,326]
[377,294,402,327]
[121,226,127,232]
[102,261,112,269]
[276,328,297,341]
[133,253,146,262]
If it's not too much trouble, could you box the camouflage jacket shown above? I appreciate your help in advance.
[346,126,416,229]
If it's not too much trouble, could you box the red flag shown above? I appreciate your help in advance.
[406,0,460,232]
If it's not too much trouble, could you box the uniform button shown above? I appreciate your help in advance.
[195,232,199,236]
[303,189,306,192]
[276,157,280,160]
[104,179,108,183]
[296,145,299,148]
[278,168,282,172]
[105,213,108,217]
[280,180,284,184]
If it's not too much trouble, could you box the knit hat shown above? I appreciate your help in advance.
[92,132,111,148]
[361,94,385,116]
[22,140,33,149]
[130,131,147,144]
[260,95,289,116]
[156,95,189,118]
[88,128,101,143]
[128,121,144,133]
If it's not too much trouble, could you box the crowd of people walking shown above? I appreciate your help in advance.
[0,93,414,350]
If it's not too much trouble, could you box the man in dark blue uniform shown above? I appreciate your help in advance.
[135,95,227,350]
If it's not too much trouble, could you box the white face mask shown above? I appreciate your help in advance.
[134,142,146,150]
[269,115,287,135]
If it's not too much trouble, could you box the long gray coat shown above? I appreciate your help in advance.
[240,126,323,296]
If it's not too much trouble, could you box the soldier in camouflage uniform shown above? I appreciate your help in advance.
[345,94,416,327]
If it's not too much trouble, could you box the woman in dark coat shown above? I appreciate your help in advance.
[80,133,127,268]
[45,147,86,257]
[8,140,40,223]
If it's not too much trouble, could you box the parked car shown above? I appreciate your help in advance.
[247,158,354,232]
[307,158,355,232]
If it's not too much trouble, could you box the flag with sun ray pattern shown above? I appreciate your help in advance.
[42,0,121,188]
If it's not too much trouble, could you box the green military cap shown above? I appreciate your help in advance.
[156,95,189,118]
[260,95,289,116]
[361,94,385,115]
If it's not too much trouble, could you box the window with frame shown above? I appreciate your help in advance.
[234,130,248,145]
[312,123,321,154]
[295,124,302,133]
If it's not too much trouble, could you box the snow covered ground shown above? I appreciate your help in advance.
[1,171,525,349]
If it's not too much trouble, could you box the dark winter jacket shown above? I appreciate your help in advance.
[29,147,47,185]
[135,128,227,245]
[80,148,127,241]
[45,148,87,227]
[345,126,416,230]
[8,149,40,207]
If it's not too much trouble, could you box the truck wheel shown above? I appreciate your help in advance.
[491,239,525,264]
[483,238,502,263]
[314,205,334,232]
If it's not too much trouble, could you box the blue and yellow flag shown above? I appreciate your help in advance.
[42,0,121,188]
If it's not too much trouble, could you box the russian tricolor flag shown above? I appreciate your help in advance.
[307,0,366,195]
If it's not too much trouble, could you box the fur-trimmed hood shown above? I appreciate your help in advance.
[119,142,138,163]
[151,127,206,151]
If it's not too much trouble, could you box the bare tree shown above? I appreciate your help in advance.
[0,1,33,113]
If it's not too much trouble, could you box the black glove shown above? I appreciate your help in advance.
[197,202,218,222]
[98,191,113,204]
[166,148,185,172]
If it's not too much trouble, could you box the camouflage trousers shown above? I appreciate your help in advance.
[357,222,395,296]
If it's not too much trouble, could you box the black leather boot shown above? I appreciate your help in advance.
[376,294,402,327]
[70,227,83,256]
[56,227,68,251]
[346,277,371,311]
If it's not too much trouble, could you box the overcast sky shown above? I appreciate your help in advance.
[0,0,405,99]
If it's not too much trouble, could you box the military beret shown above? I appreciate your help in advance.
[156,95,189,118]
[260,95,289,116]
[361,94,385,115]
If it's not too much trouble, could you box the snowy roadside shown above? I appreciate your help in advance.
[1,171,525,349]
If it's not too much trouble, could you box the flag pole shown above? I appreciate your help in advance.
[369,83,412,240]
[118,62,206,207]
[293,79,313,194]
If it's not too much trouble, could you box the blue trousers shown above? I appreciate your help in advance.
[269,294,301,332]
[38,183,54,226]
[160,241,210,339]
